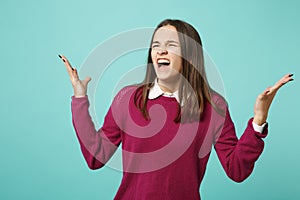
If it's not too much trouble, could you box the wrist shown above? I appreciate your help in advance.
[74,89,87,98]
[253,115,267,126]
[74,94,86,98]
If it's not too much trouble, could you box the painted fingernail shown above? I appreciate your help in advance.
[62,59,66,62]
[58,54,62,59]
[72,68,74,71]
[289,74,294,77]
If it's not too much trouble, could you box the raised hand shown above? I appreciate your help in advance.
[59,54,91,98]
[253,73,294,125]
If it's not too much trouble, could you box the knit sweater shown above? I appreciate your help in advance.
[71,85,268,200]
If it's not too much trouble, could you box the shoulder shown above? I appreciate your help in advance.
[206,90,230,119]
[112,85,139,106]
[210,90,228,110]
[115,85,138,97]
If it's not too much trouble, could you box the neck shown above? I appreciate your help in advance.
[157,78,181,93]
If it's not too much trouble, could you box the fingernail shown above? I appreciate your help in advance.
[62,59,66,62]
[58,54,62,59]
[289,73,294,77]
[72,68,74,71]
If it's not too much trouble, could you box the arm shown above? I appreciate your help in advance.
[214,109,268,182]
[214,73,293,182]
[59,54,122,170]
[71,96,121,170]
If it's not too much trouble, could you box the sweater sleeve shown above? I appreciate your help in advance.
[71,95,122,170]
[214,108,268,182]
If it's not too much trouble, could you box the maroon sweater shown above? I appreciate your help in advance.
[71,86,268,200]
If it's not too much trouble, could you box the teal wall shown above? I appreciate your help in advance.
[1,0,299,199]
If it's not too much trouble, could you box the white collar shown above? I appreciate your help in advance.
[148,78,180,103]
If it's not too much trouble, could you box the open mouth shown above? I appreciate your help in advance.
[157,58,170,68]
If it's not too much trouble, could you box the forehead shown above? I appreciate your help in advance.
[152,25,179,42]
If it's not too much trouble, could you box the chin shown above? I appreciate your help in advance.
[156,74,180,83]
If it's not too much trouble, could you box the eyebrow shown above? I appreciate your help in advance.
[152,40,180,44]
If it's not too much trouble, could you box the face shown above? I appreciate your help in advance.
[151,25,182,85]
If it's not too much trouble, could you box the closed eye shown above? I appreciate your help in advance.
[151,41,160,48]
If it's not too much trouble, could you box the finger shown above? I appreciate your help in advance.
[70,67,78,82]
[59,54,73,79]
[73,68,80,81]
[264,87,271,95]
[272,73,294,91]
[257,87,270,100]
[287,73,294,82]
[61,55,75,71]
[59,54,75,76]
[280,73,293,83]
[281,73,294,83]
[83,76,92,86]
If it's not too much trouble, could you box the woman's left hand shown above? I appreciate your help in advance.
[253,73,294,125]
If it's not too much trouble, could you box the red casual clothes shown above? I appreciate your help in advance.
[71,86,268,200]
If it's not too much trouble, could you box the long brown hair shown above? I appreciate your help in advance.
[134,19,224,123]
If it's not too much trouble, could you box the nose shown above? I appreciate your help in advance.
[157,49,168,55]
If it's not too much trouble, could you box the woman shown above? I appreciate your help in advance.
[60,19,293,199]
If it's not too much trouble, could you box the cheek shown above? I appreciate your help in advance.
[151,50,156,62]
[168,46,181,57]
[173,55,182,71]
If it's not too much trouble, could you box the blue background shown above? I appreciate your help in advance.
[1,0,299,199]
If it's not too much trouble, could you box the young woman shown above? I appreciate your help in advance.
[60,19,293,199]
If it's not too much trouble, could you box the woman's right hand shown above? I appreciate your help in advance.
[59,54,91,98]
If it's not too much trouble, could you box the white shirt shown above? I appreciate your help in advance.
[148,78,266,133]
[148,78,180,102]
